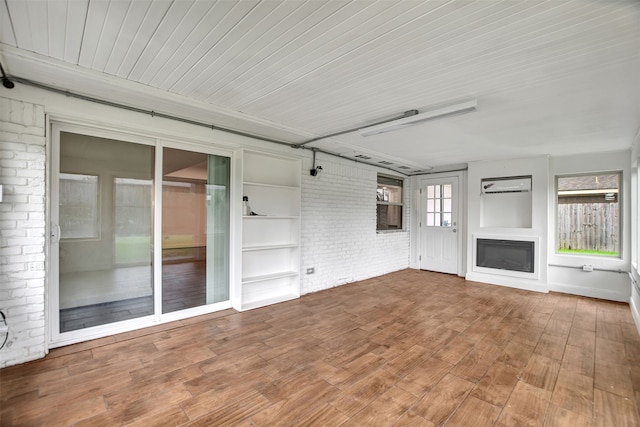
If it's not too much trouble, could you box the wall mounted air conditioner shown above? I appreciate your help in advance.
[481,176,532,194]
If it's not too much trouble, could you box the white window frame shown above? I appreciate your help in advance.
[376,174,404,231]
[555,172,622,259]
[424,182,454,228]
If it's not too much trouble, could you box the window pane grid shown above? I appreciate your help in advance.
[426,184,452,227]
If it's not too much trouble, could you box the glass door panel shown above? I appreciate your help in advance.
[426,184,453,227]
[58,132,154,332]
[162,148,230,313]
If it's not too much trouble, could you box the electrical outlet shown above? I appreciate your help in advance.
[582,264,594,272]
[306,267,315,274]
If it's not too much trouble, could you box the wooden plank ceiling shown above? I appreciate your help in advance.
[1,0,639,173]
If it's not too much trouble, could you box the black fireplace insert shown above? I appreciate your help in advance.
[476,239,534,273]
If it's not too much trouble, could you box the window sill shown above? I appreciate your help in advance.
[548,252,627,272]
[552,252,624,263]
[376,229,407,234]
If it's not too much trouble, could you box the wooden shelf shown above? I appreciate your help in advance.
[242,244,298,252]
[238,149,301,312]
[243,181,299,190]
[242,215,299,219]
[241,271,298,285]
[240,292,299,311]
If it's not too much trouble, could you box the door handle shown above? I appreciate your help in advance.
[452,228,457,233]
[51,223,61,243]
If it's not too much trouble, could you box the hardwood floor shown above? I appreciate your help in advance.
[2,269,640,426]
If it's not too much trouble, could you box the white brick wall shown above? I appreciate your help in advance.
[0,97,47,368]
[300,155,411,294]
[0,92,412,365]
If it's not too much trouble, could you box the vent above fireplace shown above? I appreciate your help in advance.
[481,176,531,194]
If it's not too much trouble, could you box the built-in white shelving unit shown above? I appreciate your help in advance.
[240,150,301,310]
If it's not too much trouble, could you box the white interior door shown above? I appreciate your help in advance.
[420,177,459,274]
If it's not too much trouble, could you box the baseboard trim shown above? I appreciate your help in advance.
[549,282,628,303]
[465,272,548,294]
[631,294,640,337]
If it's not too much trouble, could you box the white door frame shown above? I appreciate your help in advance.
[47,120,237,348]
[415,171,466,276]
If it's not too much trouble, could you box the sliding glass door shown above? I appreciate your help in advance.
[161,148,230,313]
[57,131,155,332]
[52,126,231,343]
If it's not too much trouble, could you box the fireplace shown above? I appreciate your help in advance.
[476,239,535,273]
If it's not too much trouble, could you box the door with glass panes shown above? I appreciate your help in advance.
[50,125,230,344]
[420,177,459,274]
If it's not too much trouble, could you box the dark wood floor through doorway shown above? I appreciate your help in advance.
[2,269,640,426]
[60,261,207,332]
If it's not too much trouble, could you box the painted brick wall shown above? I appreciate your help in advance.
[0,94,412,366]
[300,156,411,294]
[0,97,47,368]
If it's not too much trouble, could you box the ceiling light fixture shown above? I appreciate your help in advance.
[358,99,478,137]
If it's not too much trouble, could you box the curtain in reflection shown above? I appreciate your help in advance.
[206,155,230,303]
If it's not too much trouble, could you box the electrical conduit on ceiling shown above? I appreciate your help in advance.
[0,70,416,176]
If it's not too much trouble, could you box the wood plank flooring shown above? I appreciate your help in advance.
[2,269,640,426]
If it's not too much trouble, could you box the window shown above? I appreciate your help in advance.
[114,177,152,265]
[557,172,620,257]
[377,175,403,230]
[59,173,99,239]
[425,183,453,227]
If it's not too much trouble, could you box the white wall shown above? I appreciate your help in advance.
[466,156,549,293]
[465,152,632,303]
[3,83,634,366]
[300,154,410,294]
[0,97,47,367]
[548,151,631,302]
[0,86,411,366]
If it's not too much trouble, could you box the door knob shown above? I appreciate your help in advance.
[452,228,457,233]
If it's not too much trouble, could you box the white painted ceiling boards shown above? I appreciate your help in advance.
[1,0,639,174]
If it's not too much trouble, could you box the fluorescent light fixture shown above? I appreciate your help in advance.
[358,99,478,137]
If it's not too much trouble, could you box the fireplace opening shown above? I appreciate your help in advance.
[476,239,534,273]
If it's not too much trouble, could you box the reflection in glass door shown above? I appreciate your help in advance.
[58,132,154,332]
[54,130,231,339]
[161,148,230,313]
